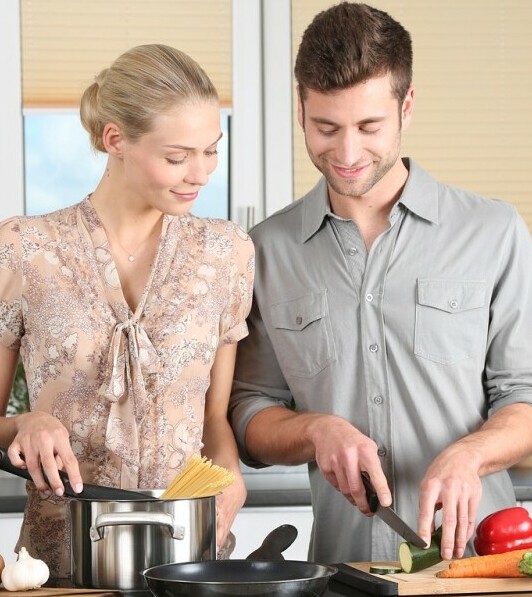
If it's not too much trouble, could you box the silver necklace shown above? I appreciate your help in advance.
[113,237,148,262]
[109,218,163,263]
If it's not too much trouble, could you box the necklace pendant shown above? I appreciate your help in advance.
[128,255,135,262]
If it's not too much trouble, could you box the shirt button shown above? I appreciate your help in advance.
[296,316,303,325]
[347,247,357,256]
[377,447,387,457]
[366,293,374,302]
[449,299,458,309]
[373,395,383,405]
[369,344,379,353]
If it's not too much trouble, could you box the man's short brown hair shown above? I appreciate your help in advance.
[295,2,413,104]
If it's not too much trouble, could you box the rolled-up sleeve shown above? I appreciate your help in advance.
[230,293,295,466]
[485,209,532,413]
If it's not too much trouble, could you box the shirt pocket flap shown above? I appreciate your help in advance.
[417,279,486,314]
[271,292,326,331]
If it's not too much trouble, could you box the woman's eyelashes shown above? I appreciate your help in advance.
[165,148,218,165]
[166,155,187,165]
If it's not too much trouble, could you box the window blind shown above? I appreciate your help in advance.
[291,0,532,232]
[21,0,232,107]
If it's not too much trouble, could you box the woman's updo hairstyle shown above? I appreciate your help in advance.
[80,44,218,152]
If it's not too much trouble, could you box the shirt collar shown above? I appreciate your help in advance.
[398,158,440,225]
[299,158,440,243]
[300,177,333,242]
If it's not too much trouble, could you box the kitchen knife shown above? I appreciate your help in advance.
[361,471,427,548]
[0,446,153,501]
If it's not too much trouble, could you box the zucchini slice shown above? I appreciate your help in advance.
[399,527,443,573]
[369,565,402,575]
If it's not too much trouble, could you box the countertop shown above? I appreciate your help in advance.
[2,466,532,513]
[0,582,402,597]
[0,475,27,512]
[24,576,532,597]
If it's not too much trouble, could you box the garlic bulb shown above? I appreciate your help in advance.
[1,547,49,591]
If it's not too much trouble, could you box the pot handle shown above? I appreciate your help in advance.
[90,511,185,542]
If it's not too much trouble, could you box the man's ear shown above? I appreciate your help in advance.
[401,86,415,131]
[102,123,124,156]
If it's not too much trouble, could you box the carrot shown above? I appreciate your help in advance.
[436,549,530,578]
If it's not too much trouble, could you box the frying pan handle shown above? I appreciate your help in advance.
[90,511,185,542]
[0,446,32,481]
[246,524,298,560]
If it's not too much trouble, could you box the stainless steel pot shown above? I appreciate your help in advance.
[70,489,216,590]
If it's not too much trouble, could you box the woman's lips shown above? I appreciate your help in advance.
[171,190,199,202]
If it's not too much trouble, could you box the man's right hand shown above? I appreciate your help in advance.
[308,414,392,513]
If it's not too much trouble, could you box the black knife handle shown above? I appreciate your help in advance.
[361,471,379,513]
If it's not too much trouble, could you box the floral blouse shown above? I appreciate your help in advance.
[0,198,254,577]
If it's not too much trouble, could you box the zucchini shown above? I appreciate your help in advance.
[399,527,443,573]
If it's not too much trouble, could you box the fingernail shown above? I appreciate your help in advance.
[443,548,453,560]
[55,487,64,497]
[43,489,52,497]
[74,483,83,493]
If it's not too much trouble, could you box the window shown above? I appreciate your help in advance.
[23,109,230,219]
[17,0,234,221]
[0,1,273,229]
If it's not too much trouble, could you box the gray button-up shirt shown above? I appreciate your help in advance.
[230,159,532,563]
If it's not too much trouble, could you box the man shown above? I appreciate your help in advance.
[229,2,532,564]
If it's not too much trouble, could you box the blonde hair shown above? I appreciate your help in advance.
[80,44,218,152]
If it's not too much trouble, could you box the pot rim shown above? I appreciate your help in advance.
[69,489,218,502]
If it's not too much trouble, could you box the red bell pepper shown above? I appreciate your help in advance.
[474,506,532,555]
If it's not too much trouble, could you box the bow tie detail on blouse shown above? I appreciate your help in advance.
[100,316,161,478]
[100,317,161,404]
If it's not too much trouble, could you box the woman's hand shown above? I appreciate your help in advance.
[8,411,83,496]
[215,472,247,551]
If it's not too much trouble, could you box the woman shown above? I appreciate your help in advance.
[0,44,254,578]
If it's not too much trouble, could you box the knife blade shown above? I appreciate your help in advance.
[361,471,427,548]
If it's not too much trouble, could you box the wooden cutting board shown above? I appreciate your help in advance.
[334,561,532,595]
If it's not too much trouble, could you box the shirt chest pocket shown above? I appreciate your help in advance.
[414,279,487,365]
[270,291,336,378]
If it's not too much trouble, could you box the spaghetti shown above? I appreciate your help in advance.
[161,455,235,499]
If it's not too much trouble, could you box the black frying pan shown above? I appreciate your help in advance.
[142,524,337,597]
[0,446,153,500]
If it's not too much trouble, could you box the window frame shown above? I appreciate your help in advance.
[0,1,24,220]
